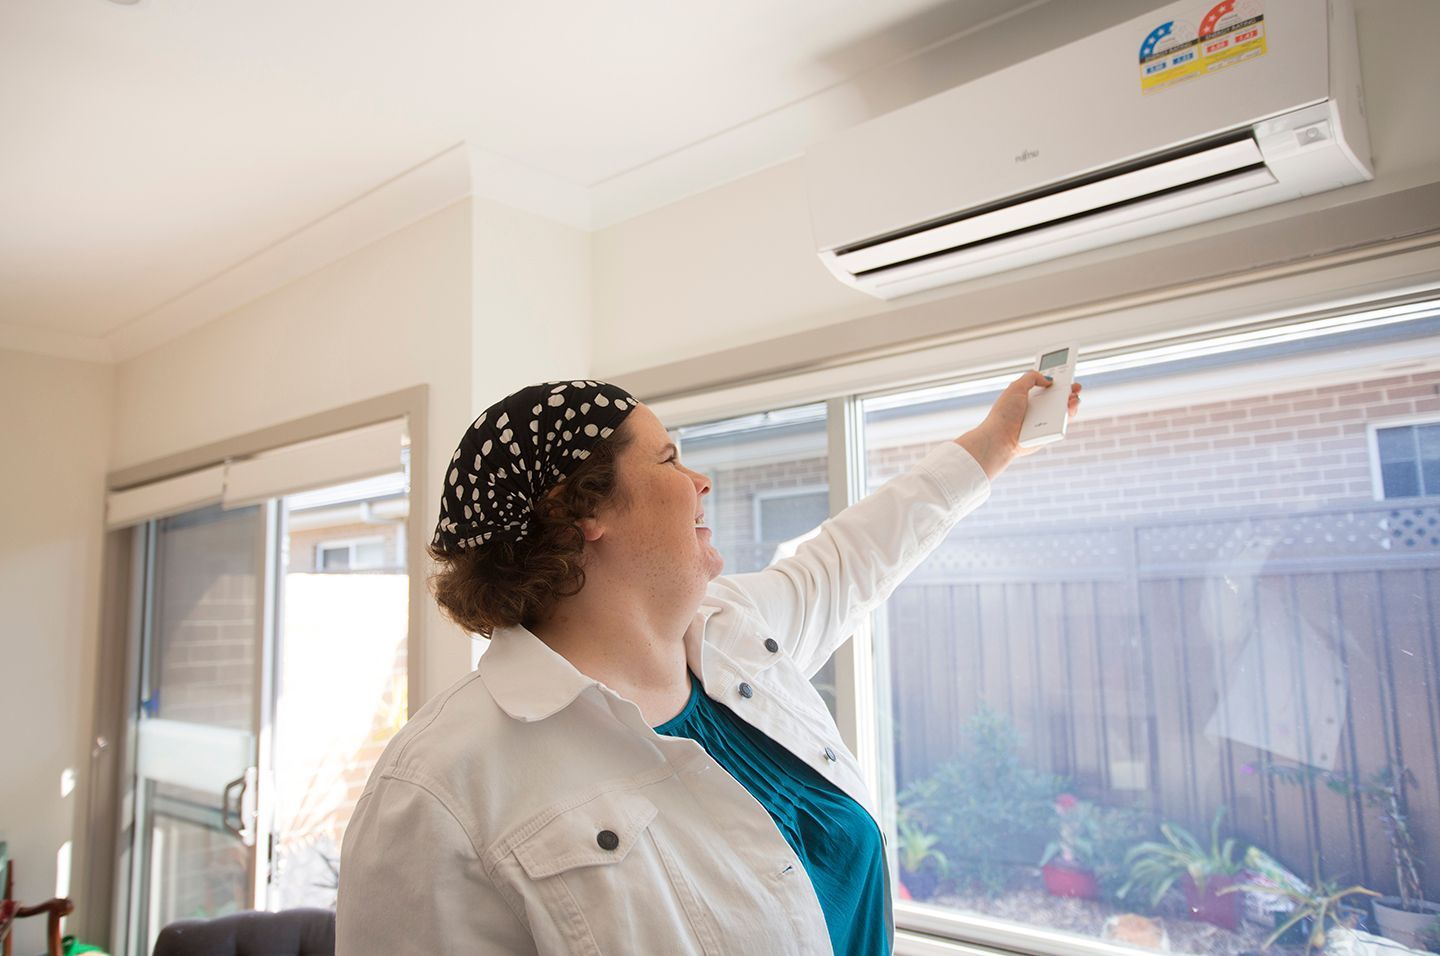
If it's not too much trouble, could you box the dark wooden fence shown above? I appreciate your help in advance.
[886,499,1440,899]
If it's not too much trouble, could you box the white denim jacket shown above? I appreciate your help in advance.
[336,442,990,955]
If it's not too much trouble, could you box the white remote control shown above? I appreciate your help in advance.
[1018,344,1078,448]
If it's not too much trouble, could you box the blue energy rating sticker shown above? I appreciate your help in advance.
[1139,19,1200,92]
[1139,0,1266,94]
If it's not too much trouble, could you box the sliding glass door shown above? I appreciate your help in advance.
[112,419,412,956]
[126,503,273,956]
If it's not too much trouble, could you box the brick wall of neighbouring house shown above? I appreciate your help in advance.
[869,369,1440,531]
[700,370,1440,558]
[153,508,259,730]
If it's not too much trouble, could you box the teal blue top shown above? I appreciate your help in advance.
[653,671,889,956]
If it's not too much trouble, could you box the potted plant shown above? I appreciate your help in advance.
[1257,761,1438,949]
[1120,806,1248,930]
[896,817,949,902]
[1219,859,1378,954]
[1040,793,1101,899]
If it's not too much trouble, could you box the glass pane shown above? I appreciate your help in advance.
[318,546,349,571]
[353,539,388,569]
[1383,461,1421,499]
[757,490,830,545]
[865,324,1440,953]
[1376,425,1417,463]
[673,404,836,714]
[1420,425,1440,496]
[1423,459,1440,498]
[271,469,409,909]
[149,506,259,729]
[1420,423,1440,459]
[135,504,261,952]
[146,782,249,923]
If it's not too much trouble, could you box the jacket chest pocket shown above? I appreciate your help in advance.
[510,789,723,956]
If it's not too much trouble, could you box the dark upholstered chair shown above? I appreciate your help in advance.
[152,909,334,956]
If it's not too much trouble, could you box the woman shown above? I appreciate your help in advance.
[337,372,1080,955]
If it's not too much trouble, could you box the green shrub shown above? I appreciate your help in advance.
[898,704,1065,896]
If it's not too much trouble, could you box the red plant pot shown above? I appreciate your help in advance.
[1042,861,1101,900]
[1182,873,1242,931]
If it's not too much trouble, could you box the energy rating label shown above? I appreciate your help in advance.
[1140,0,1266,94]
[1199,0,1267,73]
[1139,17,1200,93]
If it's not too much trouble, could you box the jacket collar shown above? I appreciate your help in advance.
[478,603,723,722]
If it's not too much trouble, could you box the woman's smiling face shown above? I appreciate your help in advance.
[590,403,724,600]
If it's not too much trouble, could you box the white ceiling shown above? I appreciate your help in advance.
[0,0,1059,355]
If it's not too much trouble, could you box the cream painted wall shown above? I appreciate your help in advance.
[0,350,113,955]
[591,0,1440,381]
[113,199,476,704]
[470,195,593,407]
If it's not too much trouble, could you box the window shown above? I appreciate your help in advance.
[754,487,829,548]
[659,297,1440,956]
[868,311,1440,953]
[1371,418,1440,498]
[316,537,388,571]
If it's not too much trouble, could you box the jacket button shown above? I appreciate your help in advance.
[824,746,838,762]
[597,829,619,851]
[738,682,754,699]
[764,638,779,653]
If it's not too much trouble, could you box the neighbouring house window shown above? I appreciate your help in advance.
[755,487,830,544]
[1372,420,1440,498]
[316,536,388,571]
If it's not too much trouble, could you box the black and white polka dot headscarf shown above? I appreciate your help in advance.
[432,380,641,551]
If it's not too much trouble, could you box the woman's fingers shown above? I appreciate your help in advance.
[1012,369,1053,392]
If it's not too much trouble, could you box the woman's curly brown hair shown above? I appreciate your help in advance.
[426,424,634,638]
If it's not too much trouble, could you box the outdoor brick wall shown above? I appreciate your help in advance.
[865,369,1440,531]
[153,509,258,731]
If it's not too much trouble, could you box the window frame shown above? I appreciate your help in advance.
[1367,413,1440,500]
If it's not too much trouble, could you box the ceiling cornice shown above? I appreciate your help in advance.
[0,320,114,363]
[105,143,474,363]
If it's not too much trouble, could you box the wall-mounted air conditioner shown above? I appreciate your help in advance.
[805,0,1371,300]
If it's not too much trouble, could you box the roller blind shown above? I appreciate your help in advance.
[221,418,407,509]
[105,418,408,528]
[106,465,227,530]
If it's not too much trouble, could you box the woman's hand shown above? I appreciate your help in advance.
[954,371,1082,480]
